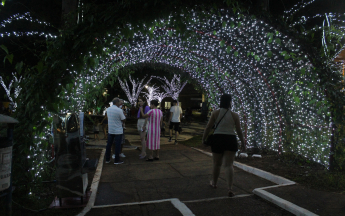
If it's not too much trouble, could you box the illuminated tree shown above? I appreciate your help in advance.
[118,75,152,106]
[154,75,187,100]
[143,85,159,106]
[0,73,22,112]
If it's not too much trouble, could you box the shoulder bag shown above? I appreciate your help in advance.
[205,109,229,146]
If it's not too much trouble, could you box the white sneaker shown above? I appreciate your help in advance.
[119,153,126,158]
[112,154,115,159]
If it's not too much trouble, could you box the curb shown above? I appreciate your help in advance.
[253,189,318,216]
[93,198,195,216]
[191,147,319,216]
[233,161,295,185]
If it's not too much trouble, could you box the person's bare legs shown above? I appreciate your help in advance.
[154,150,160,158]
[103,125,107,139]
[139,131,147,157]
[223,151,236,196]
[212,152,223,186]
[95,133,100,141]
[175,131,179,142]
[147,149,153,159]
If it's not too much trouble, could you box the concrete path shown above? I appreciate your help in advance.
[83,131,293,215]
[83,121,339,216]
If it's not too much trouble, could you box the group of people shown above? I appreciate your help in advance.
[104,97,183,163]
[103,94,245,197]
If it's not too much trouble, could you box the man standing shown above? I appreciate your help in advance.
[105,98,126,164]
[112,98,126,159]
[168,100,182,145]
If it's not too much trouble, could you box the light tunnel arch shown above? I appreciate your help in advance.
[74,9,330,165]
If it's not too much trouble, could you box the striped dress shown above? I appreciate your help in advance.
[146,109,163,150]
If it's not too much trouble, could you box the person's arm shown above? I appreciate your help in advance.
[142,110,151,131]
[202,110,218,144]
[179,107,182,122]
[101,113,107,124]
[160,113,163,128]
[120,110,126,123]
[233,112,246,151]
[169,108,173,123]
[140,106,150,118]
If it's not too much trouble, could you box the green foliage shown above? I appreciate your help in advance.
[2,0,345,208]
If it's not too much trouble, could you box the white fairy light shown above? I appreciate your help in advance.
[118,75,152,106]
[0,73,22,111]
[4,1,345,174]
[154,74,187,100]
[143,85,159,106]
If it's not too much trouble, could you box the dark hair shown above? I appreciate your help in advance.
[150,100,159,107]
[112,97,120,104]
[172,100,177,105]
[219,94,232,109]
[138,97,148,107]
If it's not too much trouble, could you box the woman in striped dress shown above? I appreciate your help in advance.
[141,100,163,161]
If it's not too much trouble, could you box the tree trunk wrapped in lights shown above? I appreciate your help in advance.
[118,75,152,106]
[0,73,22,112]
[153,74,187,100]
[143,85,159,106]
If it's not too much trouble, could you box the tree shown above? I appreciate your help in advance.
[143,85,159,106]
[118,75,152,106]
[154,75,187,100]
[0,73,22,112]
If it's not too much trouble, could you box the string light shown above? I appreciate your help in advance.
[0,73,22,111]
[153,74,187,100]
[3,1,344,177]
[143,85,159,105]
[118,75,152,106]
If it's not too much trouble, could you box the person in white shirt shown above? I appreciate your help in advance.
[168,100,182,145]
[105,98,126,164]
[112,99,126,159]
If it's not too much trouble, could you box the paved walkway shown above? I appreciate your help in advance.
[83,121,345,216]
[84,121,294,215]
[85,144,292,216]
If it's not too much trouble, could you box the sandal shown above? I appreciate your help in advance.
[209,181,217,189]
[228,190,235,197]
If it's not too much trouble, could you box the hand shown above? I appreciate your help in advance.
[140,107,143,111]
[142,126,146,131]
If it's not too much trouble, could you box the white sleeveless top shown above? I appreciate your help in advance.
[213,108,236,135]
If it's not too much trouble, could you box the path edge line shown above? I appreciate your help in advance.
[191,147,319,216]
[77,148,105,216]
[253,189,318,216]
[191,147,295,185]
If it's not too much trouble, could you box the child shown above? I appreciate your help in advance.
[94,118,101,141]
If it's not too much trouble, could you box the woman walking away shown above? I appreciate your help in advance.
[141,100,163,161]
[137,97,150,159]
[202,94,246,197]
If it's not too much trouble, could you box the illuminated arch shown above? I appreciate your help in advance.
[68,10,330,164]
[1,9,335,165]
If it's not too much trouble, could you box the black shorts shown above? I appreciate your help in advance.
[169,122,180,131]
[94,131,99,134]
[211,134,238,153]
